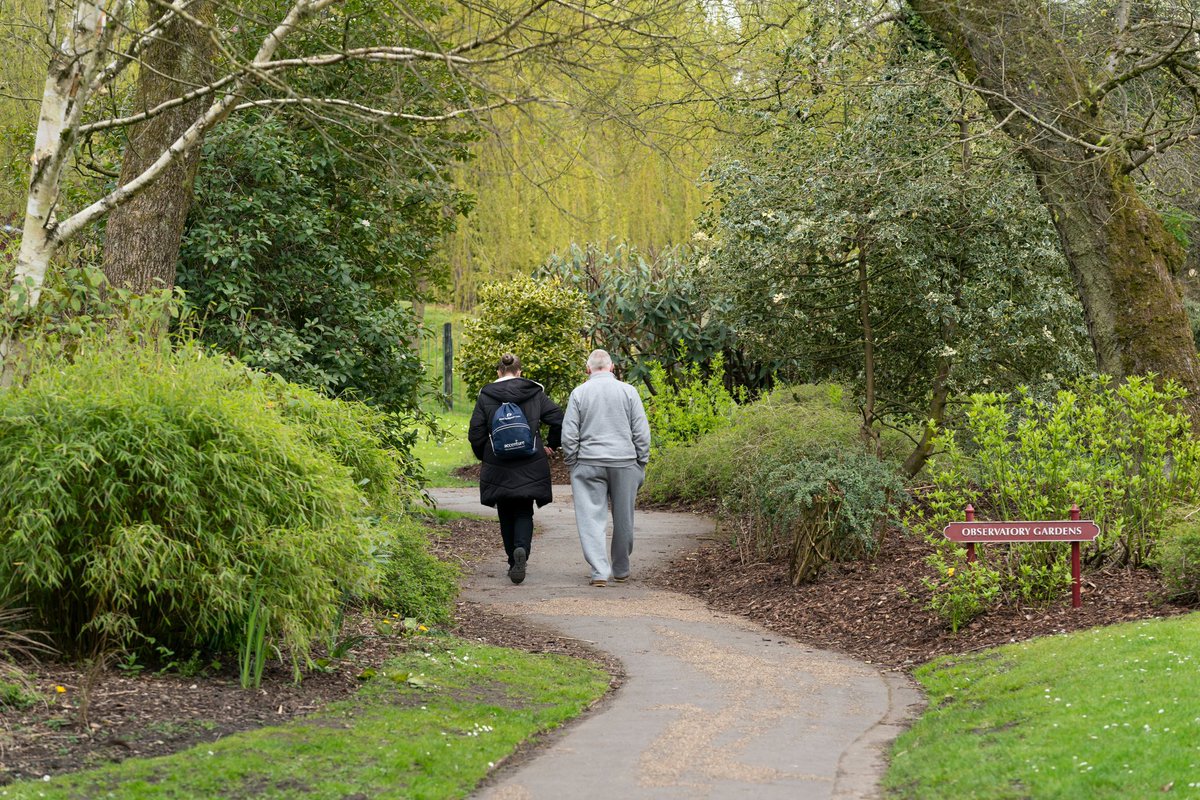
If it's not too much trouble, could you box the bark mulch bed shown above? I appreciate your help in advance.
[0,515,611,786]
[645,521,1196,671]
[3,492,1191,784]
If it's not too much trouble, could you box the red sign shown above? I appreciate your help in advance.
[943,520,1100,543]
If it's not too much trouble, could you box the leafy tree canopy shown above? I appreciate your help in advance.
[702,55,1093,422]
[178,112,470,413]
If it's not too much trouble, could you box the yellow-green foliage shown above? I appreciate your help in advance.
[911,377,1200,568]
[446,111,712,307]
[442,0,721,309]
[0,0,43,212]
[643,384,908,506]
[0,342,451,657]
[457,277,591,404]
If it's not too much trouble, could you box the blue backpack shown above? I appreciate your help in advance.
[490,401,537,459]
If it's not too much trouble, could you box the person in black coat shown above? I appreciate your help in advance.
[468,353,564,584]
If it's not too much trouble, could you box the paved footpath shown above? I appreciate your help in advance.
[431,486,923,800]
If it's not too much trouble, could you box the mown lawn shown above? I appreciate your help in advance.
[886,612,1200,798]
[4,637,608,799]
[414,405,476,488]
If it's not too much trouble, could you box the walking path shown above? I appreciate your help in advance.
[431,486,923,800]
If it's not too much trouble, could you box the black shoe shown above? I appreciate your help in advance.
[509,547,527,584]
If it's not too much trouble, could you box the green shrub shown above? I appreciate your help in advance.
[643,355,739,449]
[178,115,461,414]
[457,277,591,404]
[1152,510,1200,602]
[0,677,38,710]
[643,384,907,506]
[921,549,1002,633]
[0,343,383,658]
[912,376,1200,567]
[737,451,905,584]
[908,376,1200,629]
[371,517,459,624]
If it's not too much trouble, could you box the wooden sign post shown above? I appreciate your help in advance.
[943,505,1101,608]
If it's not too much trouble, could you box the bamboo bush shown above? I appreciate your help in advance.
[0,341,441,658]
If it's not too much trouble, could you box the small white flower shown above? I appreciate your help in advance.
[772,293,786,304]
[359,218,372,228]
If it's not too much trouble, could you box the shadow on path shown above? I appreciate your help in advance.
[431,486,922,800]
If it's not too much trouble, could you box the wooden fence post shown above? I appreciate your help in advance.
[443,322,453,409]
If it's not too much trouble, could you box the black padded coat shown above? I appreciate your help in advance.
[468,378,564,507]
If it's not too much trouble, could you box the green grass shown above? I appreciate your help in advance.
[6,636,609,799]
[414,405,477,488]
[886,612,1200,798]
[420,304,473,411]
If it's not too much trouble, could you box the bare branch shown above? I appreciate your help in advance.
[816,11,905,71]
[58,0,333,242]
[78,73,242,134]
[1091,16,1198,105]
[230,94,554,122]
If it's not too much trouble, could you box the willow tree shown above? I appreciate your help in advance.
[4,0,693,318]
[442,0,739,307]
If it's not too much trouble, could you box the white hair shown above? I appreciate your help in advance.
[586,349,613,371]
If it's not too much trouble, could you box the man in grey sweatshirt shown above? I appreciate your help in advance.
[561,349,651,586]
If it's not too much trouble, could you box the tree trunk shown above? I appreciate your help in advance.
[3,2,121,383]
[101,1,214,294]
[12,1,119,308]
[911,0,1200,416]
[857,247,882,456]
[902,350,952,478]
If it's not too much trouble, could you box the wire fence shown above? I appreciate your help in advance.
[419,322,468,410]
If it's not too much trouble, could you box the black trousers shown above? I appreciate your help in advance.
[496,497,535,566]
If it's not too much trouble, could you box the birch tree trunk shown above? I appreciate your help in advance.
[910,0,1200,417]
[12,1,121,308]
[101,1,215,294]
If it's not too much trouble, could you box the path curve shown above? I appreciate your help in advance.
[431,486,922,800]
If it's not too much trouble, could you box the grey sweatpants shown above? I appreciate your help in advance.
[570,463,643,581]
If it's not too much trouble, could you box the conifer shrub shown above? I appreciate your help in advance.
[0,343,434,657]
[738,452,905,584]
